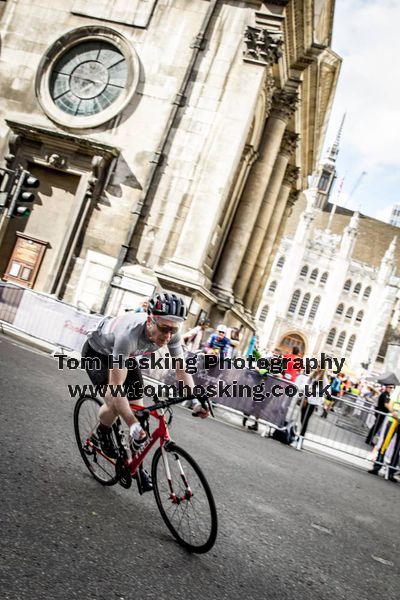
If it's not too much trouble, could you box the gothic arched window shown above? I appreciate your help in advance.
[343,279,352,292]
[276,256,285,271]
[345,307,354,321]
[259,305,269,323]
[353,282,361,295]
[308,296,320,321]
[310,269,319,283]
[336,331,346,349]
[268,281,277,295]
[320,272,328,286]
[298,293,311,317]
[336,303,344,316]
[288,290,301,314]
[326,328,336,346]
[299,265,308,279]
[363,286,371,300]
[346,335,356,354]
[355,310,364,324]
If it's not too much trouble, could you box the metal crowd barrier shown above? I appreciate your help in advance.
[289,394,399,472]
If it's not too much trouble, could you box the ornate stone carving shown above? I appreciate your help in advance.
[243,26,283,66]
[283,165,300,187]
[263,71,275,118]
[270,89,299,121]
[288,188,301,205]
[86,155,107,200]
[45,153,67,169]
[280,131,299,157]
[4,132,21,168]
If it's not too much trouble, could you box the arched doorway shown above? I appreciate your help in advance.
[277,332,306,355]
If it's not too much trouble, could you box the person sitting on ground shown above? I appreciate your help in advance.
[82,292,209,492]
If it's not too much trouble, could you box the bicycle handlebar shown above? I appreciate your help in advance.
[137,394,214,418]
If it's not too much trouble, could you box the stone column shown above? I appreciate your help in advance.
[213,88,298,302]
[234,130,298,301]
[249,184,300,312]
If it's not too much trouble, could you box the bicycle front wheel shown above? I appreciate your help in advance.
[74,395,118,486]
[152,444,217,553]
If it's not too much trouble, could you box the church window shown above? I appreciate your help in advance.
[308,297,320,321]
[288,290,300,314]
[343,279,352,292]
[320,272,328,286]
[346,335,356,354]
[310,268,319,283]
[353,283,361,295]
[326,328,336,346]
[299,265,308,279]
[259,305,269,323]
[318,170,331,192]
[336,331,346,349]
[268,281,277,295]
[345,307,354,321]
[276,256,285,270]
[363,286,371,300]
[336,303,344,316]
[298,293,310,317]
[355,310,363,324]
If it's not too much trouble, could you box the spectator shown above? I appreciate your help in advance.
[205,324,231,358]
[226,325,242,359]
[321,373,341,419]
[365,384,393,446]
[283,345,302,382]
[182,318,210,352]
[368,394,400,482]
[296,367,331,449]
[131,298,149,313]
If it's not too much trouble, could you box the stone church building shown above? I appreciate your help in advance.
[0,0,340,348]
[258,128,400,373]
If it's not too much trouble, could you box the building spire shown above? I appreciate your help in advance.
[384,236,397,263]
[327,112,346,162]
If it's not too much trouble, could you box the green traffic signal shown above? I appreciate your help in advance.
[10,169,40,218]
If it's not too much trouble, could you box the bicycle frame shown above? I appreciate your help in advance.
[125,402,170,476]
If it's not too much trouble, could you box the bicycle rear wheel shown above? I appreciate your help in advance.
[74,395,118,486]
[152,444,217,553]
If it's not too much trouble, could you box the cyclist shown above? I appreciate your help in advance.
[81,292,208,491]
[204,324,231,358]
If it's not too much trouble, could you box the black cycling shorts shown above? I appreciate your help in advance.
[81,340,143,401]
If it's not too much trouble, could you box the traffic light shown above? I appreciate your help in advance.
[9,169,40,218]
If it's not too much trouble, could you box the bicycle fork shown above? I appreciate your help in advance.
[161,445,193,504]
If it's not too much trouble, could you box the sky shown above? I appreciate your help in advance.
[322,0,400,223]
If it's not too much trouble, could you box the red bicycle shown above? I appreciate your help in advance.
[74,394,218,553]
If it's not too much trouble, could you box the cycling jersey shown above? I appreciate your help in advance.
[205,333,231,357]
[87,312,183,361]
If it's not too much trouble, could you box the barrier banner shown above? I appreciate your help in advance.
[146,352,295,428]
[0,283,25,324]
[1,282,102,351]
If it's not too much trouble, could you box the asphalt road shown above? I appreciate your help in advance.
[0,336,399,600]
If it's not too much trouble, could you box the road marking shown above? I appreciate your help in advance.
[371,555,394,566]
[311,523,332,535]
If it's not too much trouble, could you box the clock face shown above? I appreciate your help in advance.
[49,41,128,116]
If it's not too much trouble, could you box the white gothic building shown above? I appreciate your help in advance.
[257,137,400,373]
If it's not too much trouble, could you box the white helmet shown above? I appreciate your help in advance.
[216,324,227,333]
